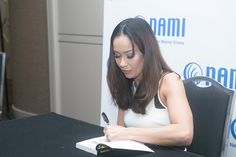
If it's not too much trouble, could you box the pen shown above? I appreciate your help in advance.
[101,112,109,125]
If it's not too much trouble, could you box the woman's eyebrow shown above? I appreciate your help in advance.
[113,49,133,54]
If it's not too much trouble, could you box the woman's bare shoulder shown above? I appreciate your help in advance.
[161,72,181,83]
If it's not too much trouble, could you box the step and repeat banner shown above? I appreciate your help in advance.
[101,0,236,156]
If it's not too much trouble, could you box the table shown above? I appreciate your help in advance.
[0,112,203,157]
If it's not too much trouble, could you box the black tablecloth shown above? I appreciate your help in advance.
[0,113,203,157]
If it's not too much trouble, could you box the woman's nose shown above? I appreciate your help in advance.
[119,57,128,67]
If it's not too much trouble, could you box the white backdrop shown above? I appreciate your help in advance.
[101,0,236,156]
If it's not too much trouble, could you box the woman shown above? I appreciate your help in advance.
[104,17,193,147]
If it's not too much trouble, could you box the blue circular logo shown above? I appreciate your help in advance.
[183,62,203,79]
[231,119,236,140]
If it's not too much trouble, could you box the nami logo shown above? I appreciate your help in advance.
[230,119,236,147]
[149,17,186,37]
[147,17,186,45]
[183,62,203,79]
[183,62,236,90]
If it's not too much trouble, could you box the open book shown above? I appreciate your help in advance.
[76,136,154,156]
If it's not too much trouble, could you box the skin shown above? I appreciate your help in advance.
[104,35,193,146]
[113,35,144,85]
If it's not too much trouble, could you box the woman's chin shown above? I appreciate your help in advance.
[124,74,133,79]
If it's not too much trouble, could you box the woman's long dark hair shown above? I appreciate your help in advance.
[107,17,172,114]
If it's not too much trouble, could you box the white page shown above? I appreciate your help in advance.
[76,136,154,155]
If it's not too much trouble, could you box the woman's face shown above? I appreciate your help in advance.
[113,35,144,84]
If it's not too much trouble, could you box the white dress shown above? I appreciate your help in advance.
[124,89,170,128]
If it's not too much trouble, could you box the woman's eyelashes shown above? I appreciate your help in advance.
[126,52,135,59]
[114,52,135,59]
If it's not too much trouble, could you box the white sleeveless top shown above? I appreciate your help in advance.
[124,89,170,128]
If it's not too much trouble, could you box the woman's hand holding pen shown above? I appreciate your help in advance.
[103,125,127,142]
[101,112,128,142]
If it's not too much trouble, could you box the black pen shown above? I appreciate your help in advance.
[101,112,109,125]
